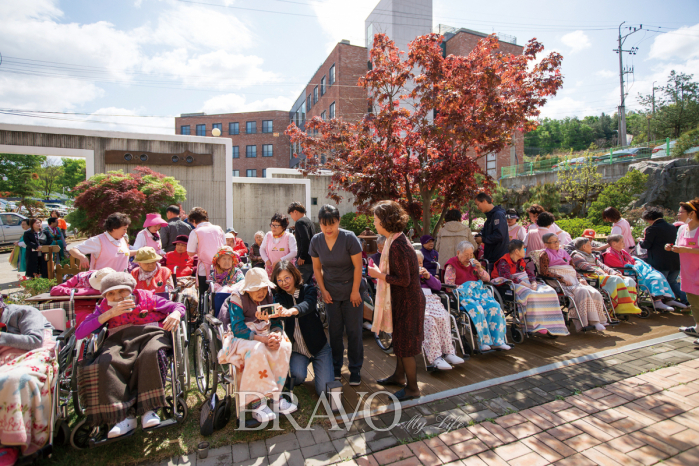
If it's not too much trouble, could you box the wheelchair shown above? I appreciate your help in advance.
[358,259,394,354]
[192,285,231,396]
[611,267,656,318]
[66,301,189,449]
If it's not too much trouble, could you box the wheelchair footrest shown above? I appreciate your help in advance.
[88,427,137,448]
[143,418,179,432]
[607,320,621,327]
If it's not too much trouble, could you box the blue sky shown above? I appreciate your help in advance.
[0,0,698,134]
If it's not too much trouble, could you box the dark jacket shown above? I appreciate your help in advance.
[275,284,327,357]
[161,218,193,252]
[482,205,509,264]
[639,219,680,271]
[23,229,49,278]
[293,217,316,262]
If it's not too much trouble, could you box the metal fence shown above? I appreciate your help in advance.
[501,138,673,179]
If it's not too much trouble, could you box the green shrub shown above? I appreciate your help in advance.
[18,277,56,297]
[555,218,611,239]
[587,170,649,224]
[672,125,699,159]
[339,212,376,236]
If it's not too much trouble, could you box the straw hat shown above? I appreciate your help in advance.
[143,213,168,228]
[100,272,137,296]
[89,267,116,291]
[133,247,163,263]
[238,267,276,293]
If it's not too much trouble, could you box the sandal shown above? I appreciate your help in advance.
[393,388,420,402]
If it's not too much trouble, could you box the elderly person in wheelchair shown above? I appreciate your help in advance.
[217,268,297,424]
[0,299,57,459]
[444,241,511,352]
[492,240,569,337]
[75,272,185,439]
[536,233,607,332]
[570,237,642,316]
[602,234,682,311]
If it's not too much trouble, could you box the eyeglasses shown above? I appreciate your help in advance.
[270,223,282,228]
[276,277,293,283]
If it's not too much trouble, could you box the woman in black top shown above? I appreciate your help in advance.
[271,261,334,397]
[639,206,685,303]
[23,218,49,278]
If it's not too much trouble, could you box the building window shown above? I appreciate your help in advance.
[262,144,273,157]
[486,153,497,178]
[232,146,239,159]
[329,102,335,119]
[196,124,206,136]
[212,123,222,133]
[246,121,257,134]
[246,145,257,158]
[262,169,267,178]
[320,76,326,96]
[311,197,318,206]
[229,122,239,135]
[246,169,257,177]
[329,64,335,86]
[313,86,318,104]
[321,111,326,121]
[321,155,326,164]
[232,170,240,177]
[180,125,190,135]
[262,120,273,133]
[307,94,312,111]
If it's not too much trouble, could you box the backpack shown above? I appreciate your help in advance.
[200,393,232,436]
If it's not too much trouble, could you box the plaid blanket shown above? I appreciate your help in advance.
[77,326,171,426]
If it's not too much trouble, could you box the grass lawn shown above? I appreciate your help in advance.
[46,351,327,466]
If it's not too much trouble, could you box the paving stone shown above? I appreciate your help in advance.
[198,446,233,466]
[372,445,413,465]
[507,451,549,466]
[267,438,301,456]
[592,443,644,466]
[627,445,670,465]
[249,440,268,459]
[519,435,563,463]
[468,409,498,423]
[232,443,251,463]
[493,441,531,461]
[507,421,542,440]
[366,435,400,454]
[332,438,357,460]
[406,440,442,466]
[297,427,318,447]
[304,450,346,466]
[238,457,269,466]
[480,421,517,444]
[311,426,331,444]
[477,450,510,466]
[494,412,527,428]
[566,432,602,452]
[175,453,197,466]
[449,438,489,459]
[547,424,584,442]
[300,440,337,459]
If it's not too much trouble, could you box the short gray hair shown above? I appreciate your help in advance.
[573,237,590,250]
[415,250,424,260]
[376,235,386,246]
[607,234,624,245]
[254,230,265,238]
[456,240,475,253]
[542,233,557,244]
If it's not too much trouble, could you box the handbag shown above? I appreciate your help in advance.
[200,393,232,436]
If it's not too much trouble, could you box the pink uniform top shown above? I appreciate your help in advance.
[677,225,699,295]
[611,218,635,251]
[134,228,164,254]
[525,225,553,254]
[88,232,130,272]
[263,231,295,276]
[508,224,525,242]
[188,222,225,277]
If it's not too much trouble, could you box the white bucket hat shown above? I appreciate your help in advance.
[238,268,276,293]
[89,267,116,291]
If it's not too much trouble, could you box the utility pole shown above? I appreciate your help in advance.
[651,81,656,141]
[613,22,642,147]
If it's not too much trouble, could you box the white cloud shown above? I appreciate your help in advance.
[648,24,699,61]
[561,30,591,54]
[201,94,294,114]
[310,0,379,50]
[596,70,616,78]
[538,96,615,119]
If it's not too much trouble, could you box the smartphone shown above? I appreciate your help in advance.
[257,303,278,318]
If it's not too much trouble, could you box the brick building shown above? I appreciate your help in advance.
[289,40,368,168]
[174,110,290,178]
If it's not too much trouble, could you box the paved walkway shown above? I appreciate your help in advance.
[159,334,699,466]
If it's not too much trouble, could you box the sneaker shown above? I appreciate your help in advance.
[107,416,136,438]
[273,398,298,415]
[680,326,699,338]
[443,354,465,365]
[433,357,452,370]
[253,404,276,423]
[493,344,511,351]
[667,300,688,309]
[480,345,492,351]
[594,323,606,332]
[349,372,361,386]
[362,322,373,330]
[141,410,160,429]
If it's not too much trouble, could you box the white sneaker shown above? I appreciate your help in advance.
[273,398,298,415]
[362,322,373,330]
[594,323,606,332]
[107,416,136,438]
[493,344,511,351]
[141,410,160,429]
[432,357,452,370]
[253,404,276,423]
[654,301,673,311]
[480,345,492,351]
[667,300,688,309]
[443,354,465,365]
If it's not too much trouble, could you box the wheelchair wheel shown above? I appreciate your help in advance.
[70,346,85,417]
[374,331,393,354]
[193,325,213,396]
[639,307,652,319]
[457,320,474,356]
[70,418,106,450]
[54,419,70,446]
[172,326,187,388]
[161,395,188,424]
[510,325,525,344]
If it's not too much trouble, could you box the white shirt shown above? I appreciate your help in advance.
[76,231,122,256]
[677,225,699,242]
[132,229,164,254]
[260,232,297,263]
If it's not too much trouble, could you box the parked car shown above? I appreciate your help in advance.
[43,203,70,215]
[0,212,71,245]
[651,140,676,159]
[551,156,588,170]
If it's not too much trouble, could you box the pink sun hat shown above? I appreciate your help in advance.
[143,213,168,228]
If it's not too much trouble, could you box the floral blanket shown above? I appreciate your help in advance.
[0,332,57,456]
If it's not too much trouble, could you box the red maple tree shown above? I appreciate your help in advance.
[286,33,563,235]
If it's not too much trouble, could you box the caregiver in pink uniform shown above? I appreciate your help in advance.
[260,213,297,277]
[186,207,226,290]
[668,198,699,346]
[70,212,134,272]
[132,213,168,255]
